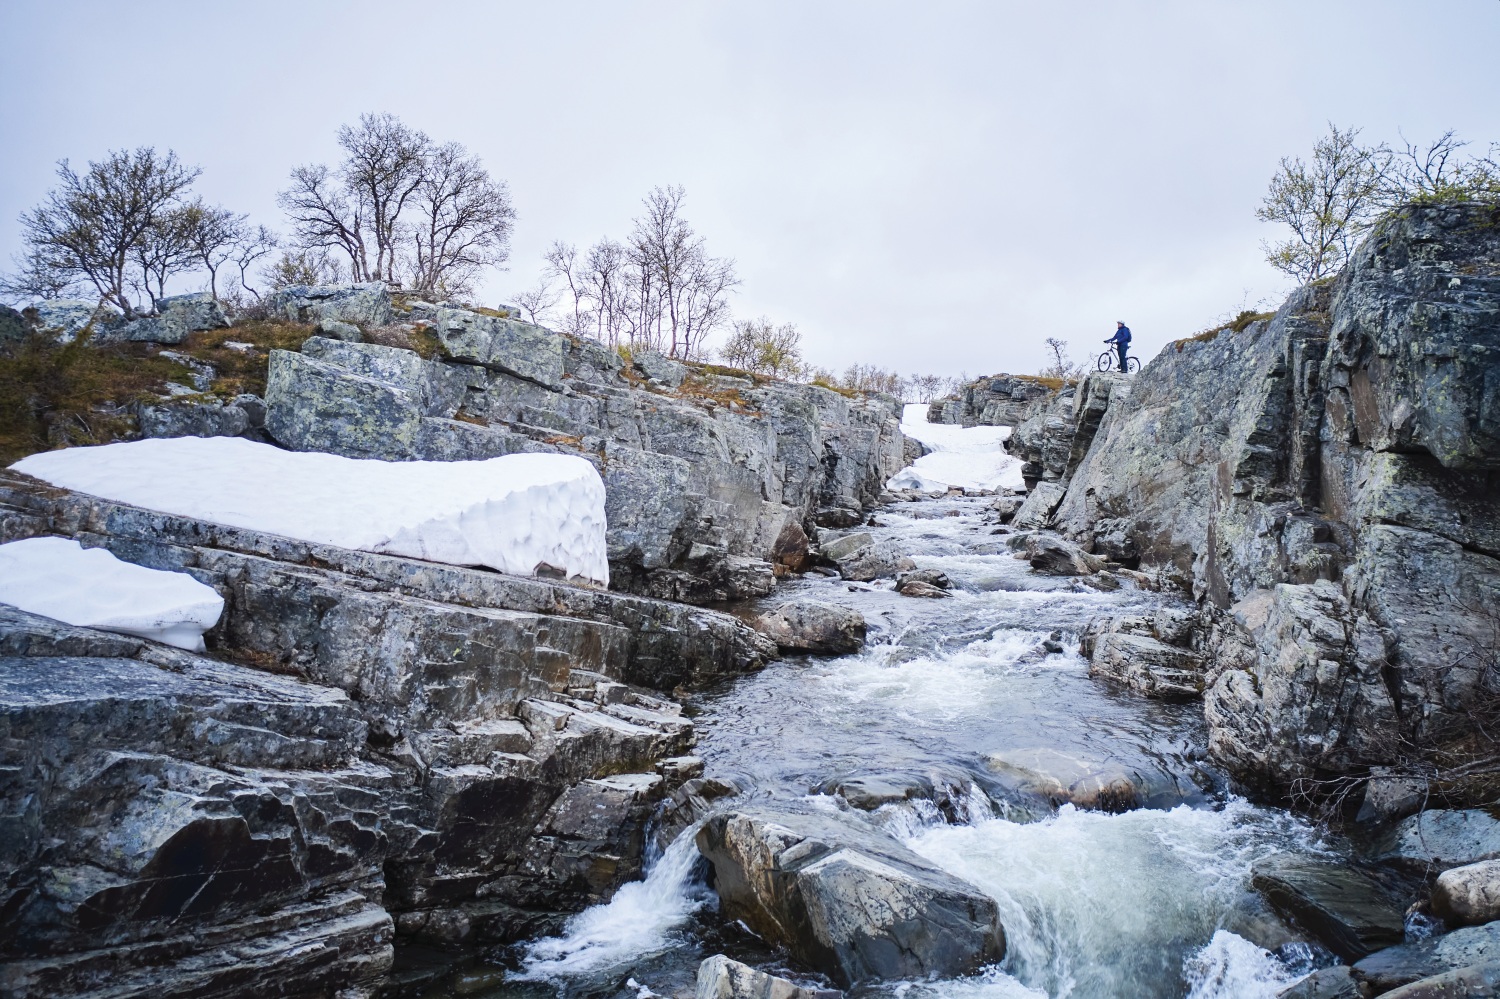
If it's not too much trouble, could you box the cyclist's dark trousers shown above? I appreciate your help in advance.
[1116,344,1128,371]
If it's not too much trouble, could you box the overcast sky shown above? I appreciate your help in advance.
[2,1,1497,377]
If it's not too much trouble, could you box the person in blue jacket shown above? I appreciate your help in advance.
[1105,321,1132,371]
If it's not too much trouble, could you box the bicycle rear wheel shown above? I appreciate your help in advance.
[1127,356,1141,372]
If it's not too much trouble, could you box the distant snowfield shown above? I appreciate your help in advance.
[0,536,225,650]
[888,403,1026,494]
[12,437,610,583]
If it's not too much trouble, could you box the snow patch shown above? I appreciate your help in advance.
[888,403,1026,494]
[12,437,610,583]
[0,536,224,651]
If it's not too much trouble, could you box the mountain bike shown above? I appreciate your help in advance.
[1095,349,1140,373]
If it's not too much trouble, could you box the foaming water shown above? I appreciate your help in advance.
[517,827,711,982]
[905,802,1323,998]
[1183,932,1305,999]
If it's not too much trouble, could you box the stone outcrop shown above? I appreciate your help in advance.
[17,293,231,346]
[696,807,1005,987]
[0,462,778,995]
[927,373,1058,428]
[260,296,906,604]
[1046,202,1500,797]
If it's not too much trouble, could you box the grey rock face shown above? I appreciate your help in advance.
[1009,481,1066,531]
[1432,860,1500,927]
[1042,204,1500,794]
[1250,854,1406,962]
[256,286,905,604]
[696,808,1005,986]
[756,599,866,655]
[268,282,394,326]
[0,622,395,999]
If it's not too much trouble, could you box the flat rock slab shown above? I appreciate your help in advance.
[1251,854,1405,961]
[1373,810,1500,872]
[1354,923,1500,994]
[1379,961,1500,998]
[1276,965,1362,998]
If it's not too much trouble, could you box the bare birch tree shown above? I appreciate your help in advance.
[1257,124,1389,282]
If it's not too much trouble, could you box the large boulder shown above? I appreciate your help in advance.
[756,599,866,655]
[1432,860,1500,927]
[427,307,564,389]
[1250,854,1406,962]
[22,299,118,343]
[1378,962,1500,998]
[268,282,393,327]
[105,292,231,344]
[696,808,1004,986]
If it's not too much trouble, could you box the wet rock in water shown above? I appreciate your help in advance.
[1082,612,1206,700]
[1276,965,1363,998]
[898,579,949,599]
[820,531,874,562]
[990,494,1024,523]
[982,747,1177,812]
[819,773,934,811]
[1022,533,1105,576]
[1250,854,1406,962]
[696,808,1005,987]
[755,599,867,655]
[1371,810,1500,872]
[1353,922,1500,993]
[1090,632,1206,700]
[696,954,833,999]
[897,568,951,590]
[1377,961,1500,998]
[1009,481,1067,531]
[1433,860,1500,927]
[835,540,916,582]
[773,522,813,574]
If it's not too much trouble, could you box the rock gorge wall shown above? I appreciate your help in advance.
[990,202,1500,802]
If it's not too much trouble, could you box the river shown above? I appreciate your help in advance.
[481,412,1346,999]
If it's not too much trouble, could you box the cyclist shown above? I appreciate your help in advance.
[1105,321,1132,372]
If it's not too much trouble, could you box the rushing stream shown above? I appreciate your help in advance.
[485,418,1346,999]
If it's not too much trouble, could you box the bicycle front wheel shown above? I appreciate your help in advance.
[1096,352,1113,372]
